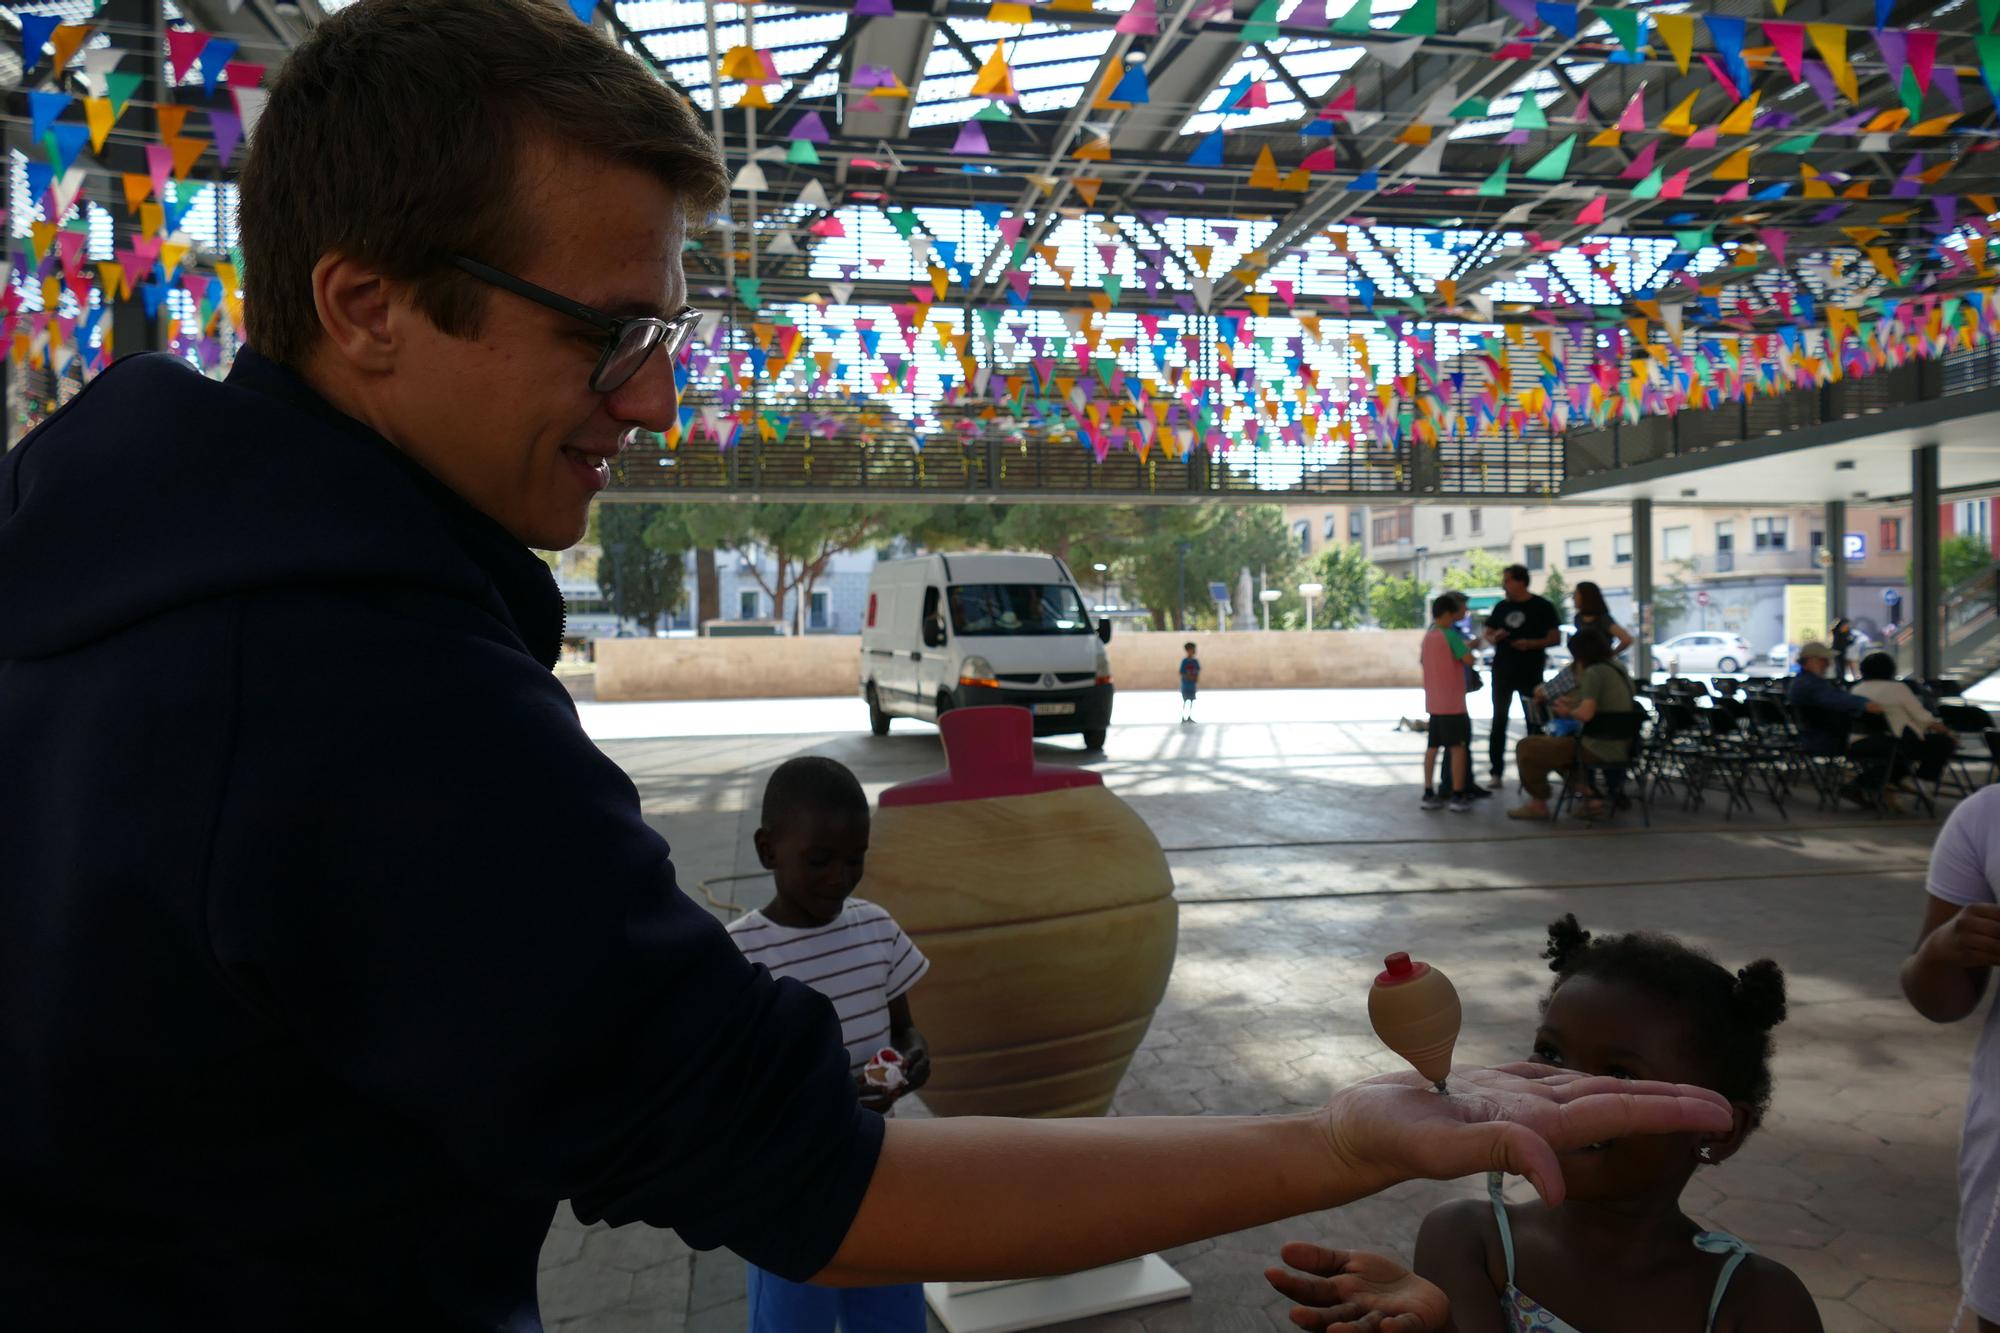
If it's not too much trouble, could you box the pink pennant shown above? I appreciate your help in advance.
[222,59,265,88]
[1618,140,1657,180]
[1700,53,1743,102]
[145,142,174,201]
[1766,21,1805,82]
[1717,181,1751,202]
[1116,0,1159,34]
[1685,126,1718,149]
[1659,168,1690,200]
[1758,227,1788,266]
[166,29,208,84]
[1908,29,1939,93]
[1576,195,1606,224]
[1616,92,1646,132]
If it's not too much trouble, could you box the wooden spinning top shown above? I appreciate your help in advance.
[1367,952,1461,1093]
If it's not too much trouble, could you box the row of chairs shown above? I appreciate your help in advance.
[1547,684,1999,825]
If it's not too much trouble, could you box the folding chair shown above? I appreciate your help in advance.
[1847,713,1932,817]
[1697,707,1760,819]
[1645,700,1707,808]
[1550,710,1649,827]
[1940,704,1997,796]
[1786,701,1855,810]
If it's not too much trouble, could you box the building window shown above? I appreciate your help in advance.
[1524,543,1545,572]
[1753,517,1788,551]
[1350,511,1364,541]
[1441,512,1455,538]
[1372,510,1413,545]
[1469,507,1483,535]
[1323,514,1338,541]
[1613,532,1632,565]
[1809,527,1825,555]
[738,589,760,619]
[1663,526,1693,561]
[1292,519,1311,554]
[1958,500,1992,538]
[809,589,831,630]
[1715,520,1734,553]
[1880,516,1904,552]
[1565,538,1591,569]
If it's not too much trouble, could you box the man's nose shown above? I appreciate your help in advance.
[606,346,679,434]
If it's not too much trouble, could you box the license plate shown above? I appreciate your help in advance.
[1033,702,1076,716]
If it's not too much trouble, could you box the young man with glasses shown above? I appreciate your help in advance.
[0,0,1739,1327]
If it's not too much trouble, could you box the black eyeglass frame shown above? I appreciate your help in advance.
[450,255,700,394]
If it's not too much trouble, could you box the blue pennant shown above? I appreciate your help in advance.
[29,91,72,141]
[19,13,60,68]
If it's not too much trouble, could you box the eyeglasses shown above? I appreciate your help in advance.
[450,255,702,394]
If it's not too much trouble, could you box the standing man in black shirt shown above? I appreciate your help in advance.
[1483,564,1564,783]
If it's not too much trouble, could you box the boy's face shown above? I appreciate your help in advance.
[755,809,871,926]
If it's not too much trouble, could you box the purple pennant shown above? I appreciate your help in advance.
[1936,196,1960,228]
[1875,28,1908,87]
[1937,66,1964,111]
[1802,60,1840,111]
[1892,174,1923,199]
[1497,0,1538,26]
[1827,108,1873,134]
[210,111,243,168]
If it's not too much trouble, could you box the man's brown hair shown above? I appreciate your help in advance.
[237,0,727,366]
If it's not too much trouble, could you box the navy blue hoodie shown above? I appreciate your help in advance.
[0,351,881,1330]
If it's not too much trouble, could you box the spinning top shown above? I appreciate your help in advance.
[1367,952,1461,1094]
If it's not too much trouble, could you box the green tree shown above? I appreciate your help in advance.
[1293,543,1378,629]
[655,504,898,628]
[1940,534,1994,589]
[1442,549,1508,593]
[1650,560,1695,631]
[1372,574,1429,629]
[593,503,688,634]
[1540,569,1570,620]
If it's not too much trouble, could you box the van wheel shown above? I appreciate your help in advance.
[936,692,954,723]
[1082,729,1107,752]
[867,686,891,737]
[1716,657,1739,674]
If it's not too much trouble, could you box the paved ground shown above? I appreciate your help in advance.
[538,687,1995,1333]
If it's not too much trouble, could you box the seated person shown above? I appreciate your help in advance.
[1852,651,1958,784]
[1508,626,1636,821]
[1788,641,1894,804]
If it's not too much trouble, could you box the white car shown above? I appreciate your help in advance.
[1652,632,1754,674]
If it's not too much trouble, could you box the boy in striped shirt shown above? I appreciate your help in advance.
[726,755,930,1331]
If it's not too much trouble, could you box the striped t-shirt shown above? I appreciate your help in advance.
[726,898,929,1078]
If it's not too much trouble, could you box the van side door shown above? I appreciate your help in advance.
[917,585,949,713]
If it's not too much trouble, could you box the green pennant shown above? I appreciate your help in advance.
[787,138,820,165]
[1523,133,1575,182]
[1673,226,1714,252]
[104,70,144,117]
[1978,35,2000,97]
[1477,158,1511,197]
[975,102,1012,122]
[1772,132,1819,153]
[1629,166,1665,199]
[1592,6,1645,54]
[1392,0,1437,34]
[1102,274,1123,305]
[886,208,919,239]
[1511,95,1549,132]
[1983,0,2000,31]
[734,277,762,309]
[1242,0,1282,42]
[978,308,1002,337]
[1900,68,1924,124]
[1451,95,1491,118]
[1333,0,1373,34]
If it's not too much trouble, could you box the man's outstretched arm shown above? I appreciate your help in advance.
[814,1066,1732,1286]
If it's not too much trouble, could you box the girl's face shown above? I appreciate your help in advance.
[1531,975,1737,1203]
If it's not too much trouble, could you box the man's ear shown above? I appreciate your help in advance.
[310,251,400,375]
[752,828,776,871]
[1699,1103,1756,1166]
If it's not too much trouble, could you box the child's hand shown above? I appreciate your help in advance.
[1263,1244,1448,1332]
[855,1073,900,1115]
[899,1033,932,1092]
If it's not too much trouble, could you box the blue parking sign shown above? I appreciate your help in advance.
[1842,532,1866,561]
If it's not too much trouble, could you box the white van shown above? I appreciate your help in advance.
[860,552,1114,749]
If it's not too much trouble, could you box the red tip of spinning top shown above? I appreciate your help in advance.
[878,706,1104,808]
[1375,952,1431,986]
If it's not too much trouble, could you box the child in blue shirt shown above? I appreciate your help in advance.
[1180,642,1202,724]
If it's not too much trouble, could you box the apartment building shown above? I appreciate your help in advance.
[1280,501,1513,586]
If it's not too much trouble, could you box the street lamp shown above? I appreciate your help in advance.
[1259,587,1282,632]
[1299,582,1324,633]
[1093,562,1109,613]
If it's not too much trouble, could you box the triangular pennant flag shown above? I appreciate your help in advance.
[1333,0,1373,34]
[83,98,115,154]
[29,93,72,143]
[1718,90,1760,136]
[210,111,243,167]
[103,71,144,119]
[1248,145,1283,189]
[1617,139,1658,180]
[223,60,266,89]
[1523,134,1576,181]
[1511,95,1549,131]
[1576,195,1607,225]
[1616,91,1647,132]
[47,125,91,176]
[1659,90,1699,135]
[1110,63,1149,103]
[230,87,270,139]
[1392,0,1437,33]
[1187,130,1225,166]
[121,173,153,214]
[1766,21,1806,81]
[1712,147,1752,180]
[50,23,91,73]
[197,38,239,96]
[1629,166,1665,198]
[1655,12,1695,73]
[1477,158,1511,197]
[786,137,820,165]
[735,277,762,309]
[1592,6,1645,54]
[18,14,60,69]
[157,105,191,141]
[951,120,989,154]
[166,30,209,83]
[1807,23,1856,101]
[970,44,1017,99]
[1242,0,1282,41]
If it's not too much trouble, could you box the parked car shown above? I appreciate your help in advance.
[1652,632,1754,674]
[860,551,1114,750]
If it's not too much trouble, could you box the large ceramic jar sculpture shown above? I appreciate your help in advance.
[860,707,1178,1117]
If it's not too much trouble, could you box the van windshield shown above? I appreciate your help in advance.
[947,584,1093,636]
